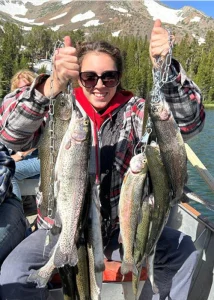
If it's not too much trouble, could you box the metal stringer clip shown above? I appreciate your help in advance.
[47,40,66,219]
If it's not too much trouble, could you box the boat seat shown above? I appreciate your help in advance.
[19,176,40,196]
[49,259,147,288]
[102,259,147,282]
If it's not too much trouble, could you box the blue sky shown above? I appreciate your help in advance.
[160,1,214,18]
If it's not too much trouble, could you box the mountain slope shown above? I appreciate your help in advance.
[0,0,213,44]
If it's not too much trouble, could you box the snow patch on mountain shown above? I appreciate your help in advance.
[50,12,67,21]
[190,16,201,22]
[144,0,184,25]
[71,11,95,23]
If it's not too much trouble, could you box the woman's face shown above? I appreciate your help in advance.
[78,52,120,111]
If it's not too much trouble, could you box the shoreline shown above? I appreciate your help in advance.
[204,104,214,108]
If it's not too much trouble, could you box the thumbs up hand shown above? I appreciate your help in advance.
[36,36,80,98]
[149,19,175,68]
[53,36,79,90]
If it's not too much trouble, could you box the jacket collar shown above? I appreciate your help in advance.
[74,87,133,130]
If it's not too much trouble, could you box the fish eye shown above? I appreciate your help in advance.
[152,106,158,112]
[60,100,65,106]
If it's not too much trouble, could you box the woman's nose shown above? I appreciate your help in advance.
[95,78,105,87]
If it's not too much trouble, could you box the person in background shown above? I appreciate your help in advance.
[9,70,40,214]
[0,19,205,300]
[0,143,27,268]
[10,69,36,91]
[0,70,39,268]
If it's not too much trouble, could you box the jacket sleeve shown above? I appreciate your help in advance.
[0,74,50,151]
[160,59,205,141]
[0,142,15,205]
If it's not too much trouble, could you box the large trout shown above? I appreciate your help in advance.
[119,152,148,276]
[145,141,171,254]
[53,109,91,266]
[88,182,105,273]
[145,141,172,293]
[149,93,187,205]
[38,92,72,217]
[132,194,153,297]
[28,109,91,287]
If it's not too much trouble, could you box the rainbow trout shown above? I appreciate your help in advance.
[85,186,103,300]
[149,94,187,205]
[58,265,77,300]
[132,194,153,297]
[119,152,148,276]
[145,141,171,254]
[88,182,105,273]
[53,109,90,266]
[28,109,91,287]
[144,141,172,294]
[38,92,72,218]
[75,242,90,300]
[59,241,91,300]
[87,241,102,300]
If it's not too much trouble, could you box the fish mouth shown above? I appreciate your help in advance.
[71,133,87,142]
[159,108,171,121]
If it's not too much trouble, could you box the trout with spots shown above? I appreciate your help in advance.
[28,109,91,287]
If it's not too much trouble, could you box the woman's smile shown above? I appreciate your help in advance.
[78,52,119,111]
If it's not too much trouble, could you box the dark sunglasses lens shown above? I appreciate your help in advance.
[80,71,120,88]
[101,71,120,87]
[80,72,98,88]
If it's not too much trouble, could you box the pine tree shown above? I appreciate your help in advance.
[0,22,23,96]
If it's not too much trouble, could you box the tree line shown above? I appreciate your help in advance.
[0,22,213,103]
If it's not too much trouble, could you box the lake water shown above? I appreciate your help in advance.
[186,108,214,221]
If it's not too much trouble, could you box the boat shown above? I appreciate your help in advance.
[19,143,214,300]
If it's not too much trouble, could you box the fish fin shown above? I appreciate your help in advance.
[54,178,60,199]
[152,282,159,294]
[53,245,69,268]
[42,230,52,258]
[69,244,78,266]
[118,233,123,244]
[65,139,71,150]
[147,251,159,294]
[95,271,103,291]
[27,269,49,288]
[121,261,138,276]
[51,224,61,235]
[53,244,78,268]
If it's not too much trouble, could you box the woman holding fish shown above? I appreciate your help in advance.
[0,19,205,300]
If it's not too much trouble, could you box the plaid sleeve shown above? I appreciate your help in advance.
[0,142,15,204]
[161,59,205,141]
[0,74,50,151]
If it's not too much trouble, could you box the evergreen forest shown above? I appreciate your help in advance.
[0,22,214,103]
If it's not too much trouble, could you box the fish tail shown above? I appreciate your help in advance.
[68,244,78,267]
[53,244,69,268]
[27,269,50,288]
[151,281,159,294]
[121,261,138,276]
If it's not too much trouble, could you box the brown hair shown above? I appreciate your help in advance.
[10,69,37,91]
[76,41,124,90]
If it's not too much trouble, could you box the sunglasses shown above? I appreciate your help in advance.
[79,71,120,88]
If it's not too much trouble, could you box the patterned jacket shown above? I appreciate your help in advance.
[0,142,15,205]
